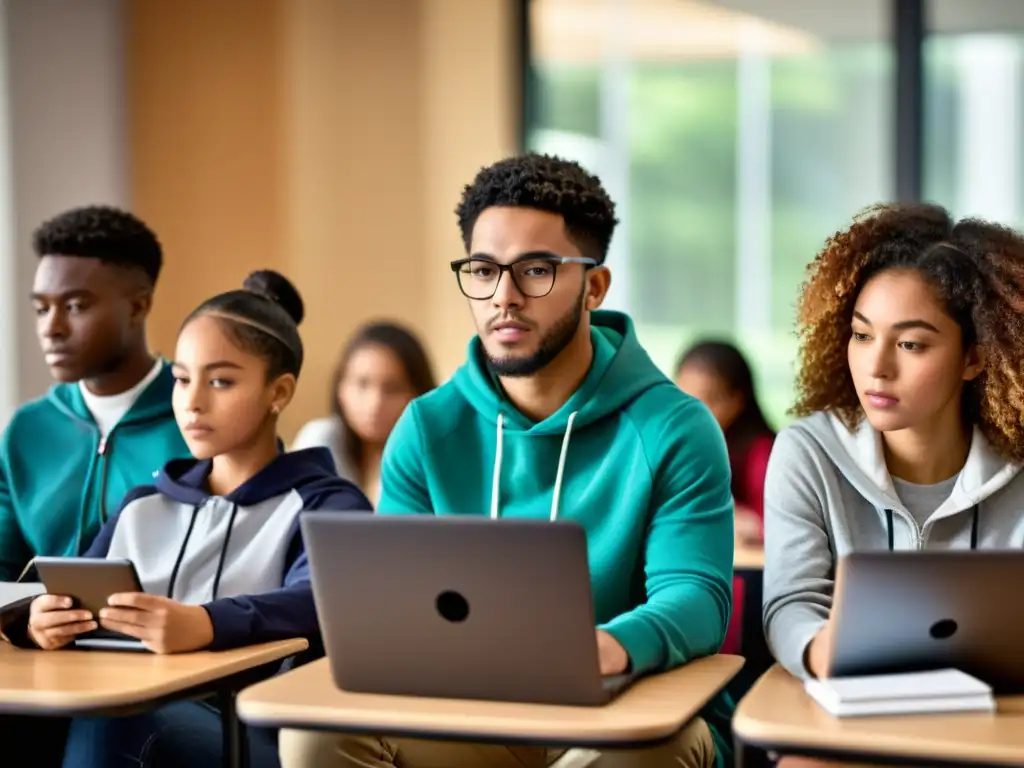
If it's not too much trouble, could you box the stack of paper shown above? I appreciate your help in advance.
[805,669,995,717]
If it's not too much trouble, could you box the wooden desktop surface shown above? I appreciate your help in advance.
[734,544,764,570]
[734,665,1024,765]
[0,638,307,714]
[238,654,744,746]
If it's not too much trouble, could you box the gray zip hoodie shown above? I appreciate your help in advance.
[763,410,1024,679]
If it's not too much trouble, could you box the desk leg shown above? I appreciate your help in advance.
[734,738,772,768]
[219,689,249,768]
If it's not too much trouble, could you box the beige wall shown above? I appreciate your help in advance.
[1,0,128,421]
[128,0,286,358]
[128,0,517,439]
[421,0,519,379]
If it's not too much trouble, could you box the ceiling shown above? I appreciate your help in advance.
[531,0,1024,63]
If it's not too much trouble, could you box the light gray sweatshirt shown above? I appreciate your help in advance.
[763,410,1024,679]
[291,416,355,481]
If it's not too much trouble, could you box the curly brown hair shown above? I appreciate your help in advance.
[792,202,1024,462]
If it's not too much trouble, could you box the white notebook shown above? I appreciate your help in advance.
[805,668,996,717]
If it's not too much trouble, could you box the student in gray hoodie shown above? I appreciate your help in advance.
[763,202,1024,686]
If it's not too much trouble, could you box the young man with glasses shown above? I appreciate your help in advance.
[280,154,735,768]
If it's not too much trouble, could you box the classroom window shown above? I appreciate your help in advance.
[924,0,1024,227]
[524,0,892,426]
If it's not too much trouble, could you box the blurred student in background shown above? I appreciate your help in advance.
[292,321,435,505]
[675,340,774,657]
[675,340,775,543]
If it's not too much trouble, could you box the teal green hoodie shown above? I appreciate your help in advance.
[379,310,736,764]
[0,361,190,581]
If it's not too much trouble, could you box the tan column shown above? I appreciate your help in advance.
[419,0,519,377]
[128,0,516,438]
[127,0,286,361]
[281,0,427,431]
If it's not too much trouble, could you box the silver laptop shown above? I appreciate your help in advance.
[829,550,1024,693]
[301,512,639,706]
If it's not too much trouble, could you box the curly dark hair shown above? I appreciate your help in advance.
[32,205,162,285]
[455,153,619,263]
[792,202,1024,462]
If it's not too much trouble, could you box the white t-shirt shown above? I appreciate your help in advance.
[79,358,163,438]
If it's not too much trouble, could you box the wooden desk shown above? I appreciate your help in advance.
[238,654,743,749]
[0,638,307,768]
[734,545,764,571]
[734,665,1024,767]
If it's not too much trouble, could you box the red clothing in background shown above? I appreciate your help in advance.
[723,433,774,655]
[732,434,774,535]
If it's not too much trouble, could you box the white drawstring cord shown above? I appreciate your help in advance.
[489,410,576,521]
[550,411,577,522]
[489,414,504,519]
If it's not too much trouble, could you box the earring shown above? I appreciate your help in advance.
[270,405,280,416]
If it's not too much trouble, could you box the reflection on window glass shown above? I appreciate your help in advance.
[527,0,891,425]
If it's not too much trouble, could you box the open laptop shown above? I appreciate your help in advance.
[829,550,1024,693]
[301,512,639,706]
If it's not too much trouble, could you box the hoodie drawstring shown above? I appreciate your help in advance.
[166,505,200,600]
[490,416,504,520]
[210,503,239,600]
[166,502,239,601]
[490,411,578,522]
[885,505,979,550]
[550,412,577,522]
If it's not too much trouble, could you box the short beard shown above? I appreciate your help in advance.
[487,292,584,378]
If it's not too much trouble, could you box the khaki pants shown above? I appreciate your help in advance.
[278,716,715,768]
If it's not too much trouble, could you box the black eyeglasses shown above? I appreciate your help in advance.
[450,253,597,300]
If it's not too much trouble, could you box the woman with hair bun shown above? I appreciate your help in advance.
[14,270,371,768]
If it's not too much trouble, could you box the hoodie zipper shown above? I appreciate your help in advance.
[96,410,178,521]
[96,435,110,523]
[74,410,177,554]
[886,506,979,550]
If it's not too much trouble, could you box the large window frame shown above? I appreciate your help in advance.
[516,0,926,202]
[514,0,935,425]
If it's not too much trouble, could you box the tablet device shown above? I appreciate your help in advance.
[33,557,149,651]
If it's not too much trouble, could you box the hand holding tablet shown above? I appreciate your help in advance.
[30,557,147,651]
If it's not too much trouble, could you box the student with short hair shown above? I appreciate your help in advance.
[279,153,735,768]
[10,270,371,768]
[0,206,188,582]
[764,203,1024,689]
